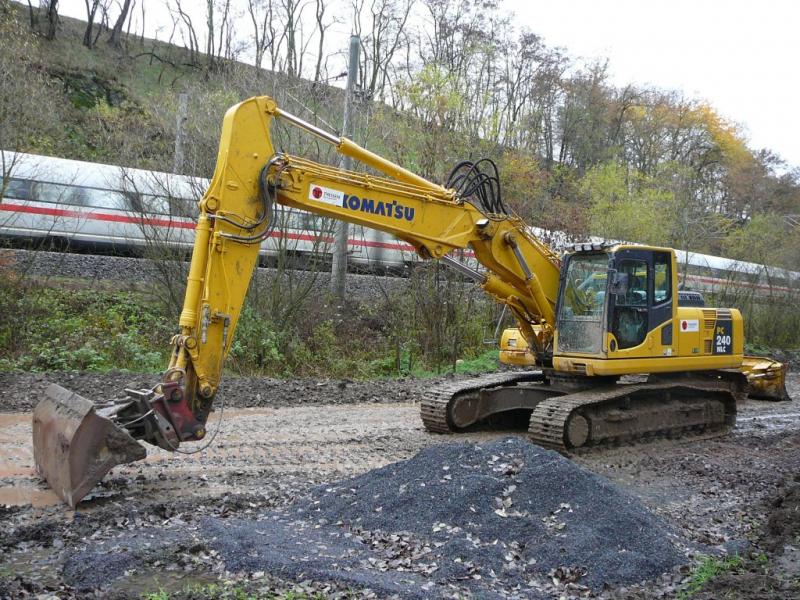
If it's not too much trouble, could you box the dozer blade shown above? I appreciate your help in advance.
[32,384,147,508]
[741,356,791,401]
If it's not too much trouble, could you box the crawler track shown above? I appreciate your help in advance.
[419,372,542,433]
[421,372,741,453]
[528,380,739,452]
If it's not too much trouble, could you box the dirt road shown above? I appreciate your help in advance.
[0,374,798,599]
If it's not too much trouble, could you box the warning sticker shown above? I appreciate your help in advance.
[308,184,345,206]
[679,319,699,332]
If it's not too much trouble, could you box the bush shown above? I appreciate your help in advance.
[0,275,172,372]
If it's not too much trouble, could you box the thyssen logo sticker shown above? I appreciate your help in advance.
[308,185,344,206]
[308,184,415,222]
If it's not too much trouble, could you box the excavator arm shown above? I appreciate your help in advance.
[176,95,562,408]
[32,96,562,507]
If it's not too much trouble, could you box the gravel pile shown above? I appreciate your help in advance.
[60,438,691,598]
[296,438,685,589]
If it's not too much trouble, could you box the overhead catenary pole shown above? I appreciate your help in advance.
[330,34,360,300]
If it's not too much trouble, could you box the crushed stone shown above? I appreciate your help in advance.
[62,437,692,598]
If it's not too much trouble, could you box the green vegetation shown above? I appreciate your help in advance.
[0,264,500,377]
[679,554,744,598]
[144,581,332,599]
[0,276,171,372]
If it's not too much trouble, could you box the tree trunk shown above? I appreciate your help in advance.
[83,0,100,48]
[205,0,215,70]
[124,0,135,39]
[45,0,59,40]
[108,0,132,48]
[26,0,37,30]
[313,0,326,82]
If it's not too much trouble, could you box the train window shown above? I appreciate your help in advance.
[66,186,89,206]
[654,252,671,303]
[168,197,197,218]
[2,177,32,200]
[121,190,145,212]
[302,213,319,231]
[146,195,170,215]
[31,181,71,204]
[80,187,118,209]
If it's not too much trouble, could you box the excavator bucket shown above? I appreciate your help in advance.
[32,384,147,508]
[741,356,791,401]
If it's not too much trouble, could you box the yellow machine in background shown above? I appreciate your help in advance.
[32,96,790,507]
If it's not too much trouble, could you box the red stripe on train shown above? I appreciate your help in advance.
[0,202,464,254]
[1,202,195,229]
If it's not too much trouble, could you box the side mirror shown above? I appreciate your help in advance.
[609,271,628,296]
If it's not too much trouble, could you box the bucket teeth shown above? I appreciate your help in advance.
[32,384,147,508]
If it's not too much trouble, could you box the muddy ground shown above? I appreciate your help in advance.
[0,372,798,599]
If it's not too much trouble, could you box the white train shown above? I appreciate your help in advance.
[0,151,415,271]
[1,151,797,296]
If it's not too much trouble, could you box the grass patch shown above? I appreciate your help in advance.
[0,275,499,379]
[679,554,744,598]
[143,582,330,599]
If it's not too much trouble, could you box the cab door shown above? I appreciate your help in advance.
[608,249,673,352]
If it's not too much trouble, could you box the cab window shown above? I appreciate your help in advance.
[654,252,671,304]
[616,259,648,306]
[613,259,649,349]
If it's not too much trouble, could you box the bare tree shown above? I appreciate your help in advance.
[205,0,215,68]
[247,0,290,72]
[107,0,132,48]
[26,0,37,29]
[170,0,200,65]
[124,0,135,39]
[138,0,144,44]
[92,0,110,47]
[312,0,329,82]
[216,0,232,61]
[353,0,413,99]
[43,0,59,40]
[280,0,311,77]
[25,0,59,39]
[247,0,272,69]
[83,0,101,48]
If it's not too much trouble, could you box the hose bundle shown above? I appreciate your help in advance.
[445,158,507,216]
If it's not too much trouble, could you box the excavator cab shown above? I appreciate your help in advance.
[505,243,789,400]
[554,244,746,374]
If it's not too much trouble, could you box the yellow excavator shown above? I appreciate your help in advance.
[32,96,790,507]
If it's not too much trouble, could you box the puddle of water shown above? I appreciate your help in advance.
[0,546,64,588]
[112,570,220,598]
[0,464,34,478]
[0,485,61,507]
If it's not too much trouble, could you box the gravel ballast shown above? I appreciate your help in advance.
[63,437,691,598]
